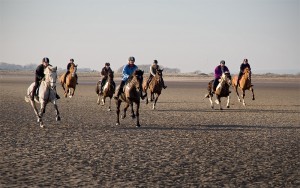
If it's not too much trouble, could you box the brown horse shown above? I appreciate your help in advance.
[96,71,115,111]
[232,67,255,106]
[142,69,164,110]
[60,63,77,98]
[115,69,144,127]
[205,72,232,110]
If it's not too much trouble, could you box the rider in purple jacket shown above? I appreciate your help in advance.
[213,60,230,92]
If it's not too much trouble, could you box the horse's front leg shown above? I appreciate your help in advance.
[101,96,105,106]
[53,100,61,121]
[116,100,121,125]
[235,86,241,102]
[64,86,68,98]
[108,97,112,111]
[242,90,246,106]
[30,100,42,123]
[214,96,222,110]
[208,95,214,109]
[96,94,101,105]
[250,87,255,100]
[136,102,141,127]
[38,101,47,127]
[152,94,160,110]
[130,103,135,118]
[226,95,230,108]
[122,102,130,119]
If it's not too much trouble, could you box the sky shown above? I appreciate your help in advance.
[1,0,299,74]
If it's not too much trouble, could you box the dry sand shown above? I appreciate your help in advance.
[0,72,299,187]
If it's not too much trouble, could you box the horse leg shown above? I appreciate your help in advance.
[130,103,136,118]
[136,102,141,127]
[30,100,42,124]
[152,94,160,110]
[108,97,112,111]
[101,96,105,106]
[242,90,246,106]
[97,94,101,105]
[122,102,130,119]
[214,96,222,110]
[235,86,241,102]
[64,87,68,98]
[208,95,214,109]
[251,87,255,100]
[53,100,61,121]
[226,95,230,108]
[116,100,121,125]
[39,101,47,127]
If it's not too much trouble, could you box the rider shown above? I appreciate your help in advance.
[145,60,167,89]
[237,58,251,86]
[113,56,139,100]
[63,58,78,84]
[213,60,230,93]
[31,57,60,101]
[99,62,115,94]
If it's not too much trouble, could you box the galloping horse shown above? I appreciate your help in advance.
[115,69,144,127]
[142,69,164,110]
[25,66,61,127]
[60,63,77,98]
[205,72,232,110]
[96,71,115,111]
[232,67,255,106]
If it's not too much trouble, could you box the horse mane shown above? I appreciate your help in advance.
[126,69,143,84]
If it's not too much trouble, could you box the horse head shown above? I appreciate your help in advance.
[243,67,251,80]
[108,71,114,82]
[133,69,144,91]
[220,71,232,86]
[44,66,57,88]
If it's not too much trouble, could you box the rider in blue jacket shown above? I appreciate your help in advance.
[114,56,138,99]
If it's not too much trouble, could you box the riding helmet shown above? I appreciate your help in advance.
[43,57,49,63]
[154,60,158,64]
[220,60,225,64]
[128,56,135,61]
[70,58,74,62]
[105,62,110,66]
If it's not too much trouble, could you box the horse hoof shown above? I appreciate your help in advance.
[136,124,141,128]
[227,106,230,108]
[116,123,120,126]
[131,115,136,119]
[40,124,44,128]
[107,109,111,112]
[121,115,126,119]
[56,116,61,121]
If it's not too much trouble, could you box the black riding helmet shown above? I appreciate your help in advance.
[153,60,158,64]
[105,62,110,66]
[43,57,49,63]
[128,56,135,61]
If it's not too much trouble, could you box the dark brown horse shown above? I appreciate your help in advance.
[115,69,144,127]
[205,72,232,110]
[60,63,77,98]
[142,69,164,110]
[232,67,255,106]
[96,71,115,111]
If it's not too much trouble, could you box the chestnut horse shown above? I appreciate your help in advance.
[232,67,255,106]
[115,69,144,127]
[96,71,115,111]
[205,72,232,110]
[25,66,61,127]
[60,63,77,98]
[142,69,164,110]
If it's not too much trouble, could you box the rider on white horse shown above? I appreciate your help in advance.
[31,57,60,101]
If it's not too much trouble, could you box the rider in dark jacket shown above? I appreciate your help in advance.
[237,58,251,86]
[63,58,78,84]
[31,57,60,101]
[99,62,115,94]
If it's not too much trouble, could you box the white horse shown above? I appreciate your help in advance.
[25,66,61,127]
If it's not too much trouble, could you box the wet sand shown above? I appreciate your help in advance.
[1,73,299,187]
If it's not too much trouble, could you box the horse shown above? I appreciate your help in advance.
[115,69,144,127]
[232,67,255,106]
[142,69,164,110]
[205,72,232,110]
[25,66,61,127]
[96,71,115,111]
[60,63,77,98]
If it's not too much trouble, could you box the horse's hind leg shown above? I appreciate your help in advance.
[242,90,246,106]
[108,98,112,111]
[235,87,241,102]
[152,94,160,110]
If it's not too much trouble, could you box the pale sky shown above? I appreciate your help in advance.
[1,0,299,73]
